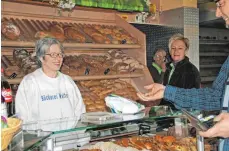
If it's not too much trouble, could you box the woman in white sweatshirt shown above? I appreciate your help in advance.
[16,38,85,131]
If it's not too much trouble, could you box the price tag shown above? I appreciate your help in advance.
[121,15,128,21]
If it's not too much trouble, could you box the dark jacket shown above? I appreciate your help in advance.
[148,64,165,84]
[160,57,201,109]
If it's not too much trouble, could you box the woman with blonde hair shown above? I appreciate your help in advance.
[160,34,200,109]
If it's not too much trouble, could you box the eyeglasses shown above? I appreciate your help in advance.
[45,53,65,58]
[155,54,166,59]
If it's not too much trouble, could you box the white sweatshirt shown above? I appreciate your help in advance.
[15,68,85,131]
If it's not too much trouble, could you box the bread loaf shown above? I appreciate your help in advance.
[35,24,66,42]
[1,21,20,40]
[50,24,64,35]
[91,33,106,44]
[49,24,66,42]
[34,31,54,39]
[5,66,21,77]
[64,27,86,43]
[13,49,30,65]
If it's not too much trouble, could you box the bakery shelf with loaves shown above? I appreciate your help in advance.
[4,48,147,84]
[2,1,153,95]
[1,17,140,49]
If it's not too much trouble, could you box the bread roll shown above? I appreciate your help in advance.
[5,66,21,77]
[35,24,66,42]
[69,67,79,76]
[50,24,64,35]
[91,33,105,43]
[64,27,86,43]
[1,21,20,40]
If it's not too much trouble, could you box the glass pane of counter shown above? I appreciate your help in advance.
[21,113,150,150]
[21,107,194,150]
[22,116,193,151]
[22,112,148,134]
[22,105,185,134]
[23,131,51,151]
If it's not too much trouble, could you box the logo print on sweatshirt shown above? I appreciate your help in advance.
[41,93,68,101]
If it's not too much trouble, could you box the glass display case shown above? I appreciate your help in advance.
[7,107,217,151]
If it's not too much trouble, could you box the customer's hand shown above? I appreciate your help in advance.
[199,113,229,138]
[137,83,165,101]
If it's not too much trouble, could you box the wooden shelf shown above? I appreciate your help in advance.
[2,41,141,49]
[201,76,217,82]
[7,72,144,84]
[200,52,229,57]
[200,40,229,45]
[200,64,223,68]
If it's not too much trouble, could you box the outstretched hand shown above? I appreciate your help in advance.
[137,83,165,101]
[199,113,229,138]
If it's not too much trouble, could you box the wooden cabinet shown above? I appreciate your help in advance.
[1,1,153,93]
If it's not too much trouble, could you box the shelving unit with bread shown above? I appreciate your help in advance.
[1,1,153,97]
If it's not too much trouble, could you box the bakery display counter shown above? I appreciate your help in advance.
[14,115,215,151]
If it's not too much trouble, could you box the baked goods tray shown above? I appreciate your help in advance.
[81,111,146,125]
[81,112,123,124]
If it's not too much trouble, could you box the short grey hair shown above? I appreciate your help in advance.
[168,34,189,52]
[154,48,166,56]
[35,38,64,65]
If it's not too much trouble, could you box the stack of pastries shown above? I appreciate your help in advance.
[114,135,212,151]
[82,135,212,151]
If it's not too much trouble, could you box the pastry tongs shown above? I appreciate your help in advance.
[181,108,208,131]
